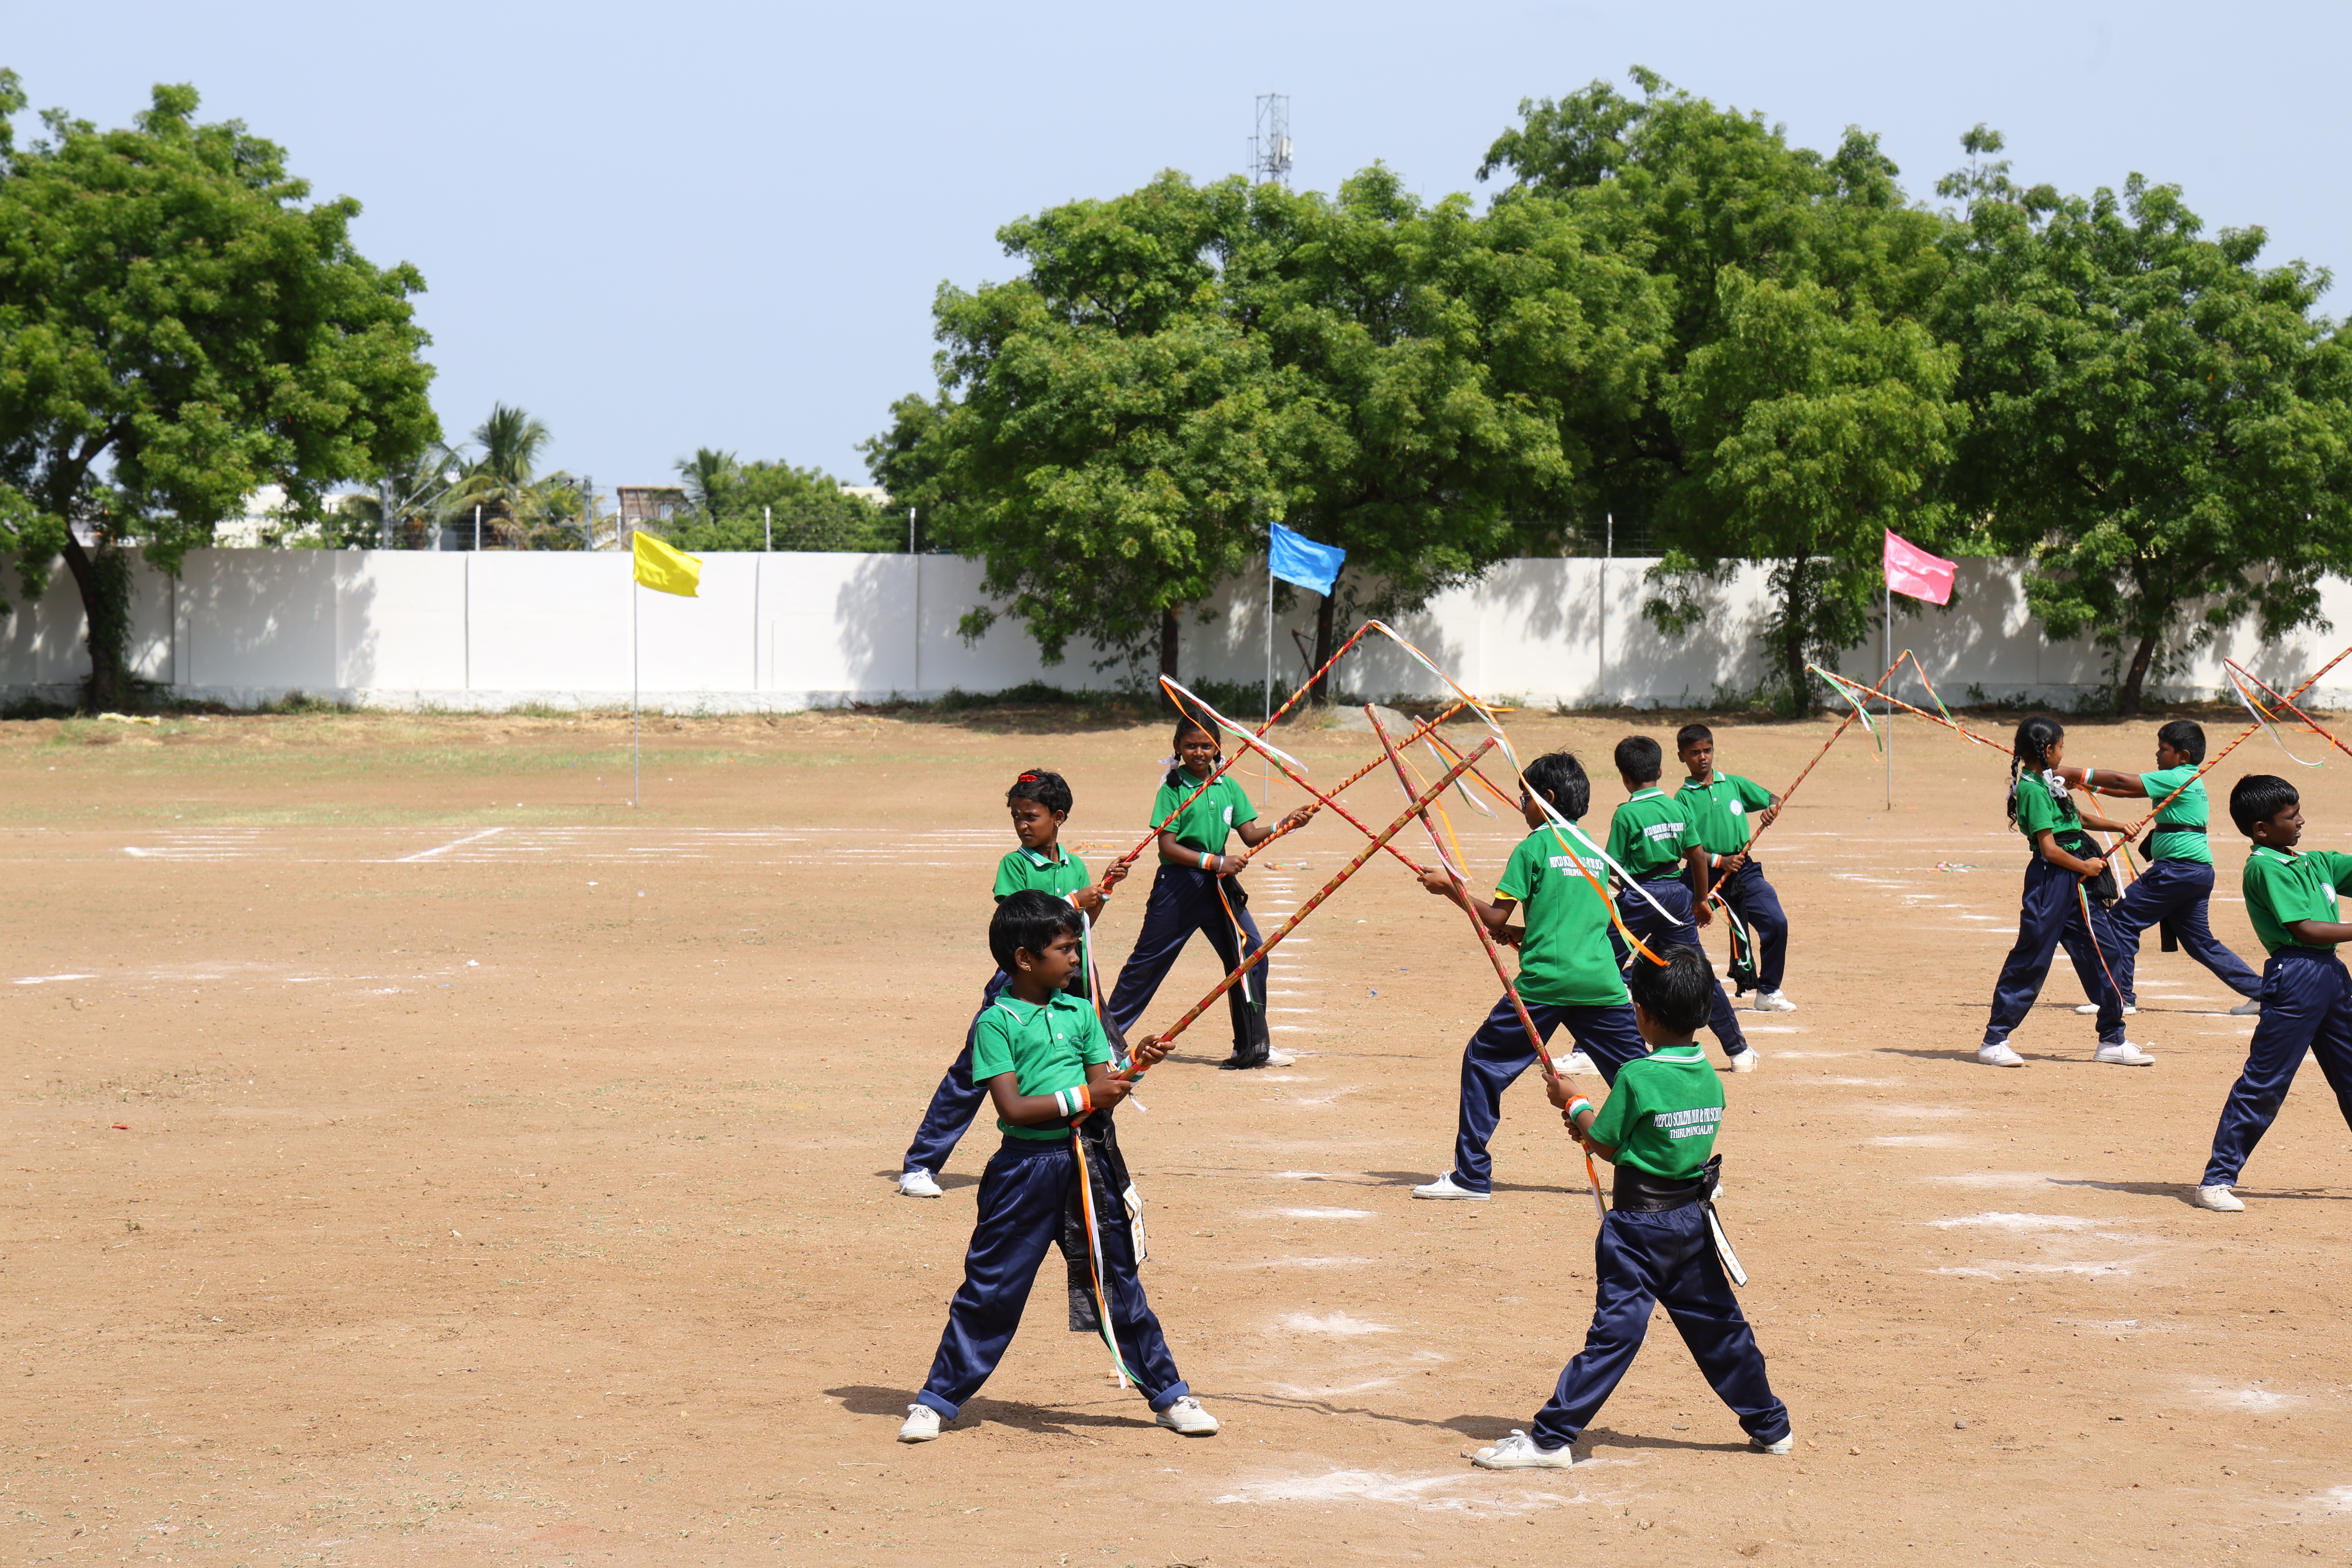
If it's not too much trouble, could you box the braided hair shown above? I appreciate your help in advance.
[2006,715,2066,827]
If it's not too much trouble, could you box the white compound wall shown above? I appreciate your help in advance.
[2,549,2346,712]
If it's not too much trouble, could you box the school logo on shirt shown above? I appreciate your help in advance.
[1550,853,1605,877]
[1641,820,1685,842]
[1222,807,1233,825]
[1727,799,1746,816]
[1655,1106,1722,1140]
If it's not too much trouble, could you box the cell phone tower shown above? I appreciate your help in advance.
[1249,94,1293,189]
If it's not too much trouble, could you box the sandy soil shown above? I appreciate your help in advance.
[4,701,2350,1566]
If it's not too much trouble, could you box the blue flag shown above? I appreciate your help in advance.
[1268,522,1346,596]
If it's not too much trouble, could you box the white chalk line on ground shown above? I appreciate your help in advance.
[397,826,509,862]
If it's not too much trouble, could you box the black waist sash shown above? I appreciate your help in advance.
[1612,1153,1722,1212]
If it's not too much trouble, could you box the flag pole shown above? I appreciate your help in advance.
[1262,562,1272,812]
[632,573,641,809]
[1884,579,1893,809]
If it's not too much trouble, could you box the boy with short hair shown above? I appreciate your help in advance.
[1470,944,1791,1468]
[900,769,1127,1199]
[1676,724,1796,1015]
[1407,750,1647,1201]
[2058,720,2263,1019]
[1605,735,1758,1071]
[2192,775,2352,1212]
[900,890,1213,1441]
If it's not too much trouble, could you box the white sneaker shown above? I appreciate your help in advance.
[1977,1042,2026,1067]
[1471,1430,1575,1470]
[1412,1172,1491,1201]
[1155,1396,1220,1436]
[1729,1048,1761,1073]
[1753,990,1797,1013]
[898,1404,942,1442]
[2093,1040,2156,1066]
[1750,1432,1794,1454]
[2195,1184,2244,1212]
[2074,1002,2137,1015]
[1561,1049,1599,1076]
[898,1168,944,1199]
[2228,999,2263,1016]
[1266,1050,1297,1067]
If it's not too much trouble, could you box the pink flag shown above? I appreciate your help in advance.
[1883,529,1956,605]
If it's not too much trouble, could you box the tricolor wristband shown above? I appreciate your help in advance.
[1052,1085,1094,1118]
[1567,1097,1595,1123]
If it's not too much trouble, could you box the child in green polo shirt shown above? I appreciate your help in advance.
[2192,775,2352,1211]
[1105,718,1316,1071]
[901,890,1213,1441]
[1408,750,1648,1200]
[1605,735,1757,1071]
[900,768,1129,1199]
[1470,944,1790,1468]
[1676,723,1797,1014]
[2056,720,2263,1018]
[1977,716,2154,1068]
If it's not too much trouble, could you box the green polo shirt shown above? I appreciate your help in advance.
[1588,1043,1722,1180]
[1495,827,1629,1009]
[969,991,1113,1142]
[2012,773,2086,851]
[993,845,1093,901]
[1152,772,1258,856]
[2241,846,2352,955]
[1677,773,1774,857]
[1606,788,1695,880]
[2138,764,2213,866]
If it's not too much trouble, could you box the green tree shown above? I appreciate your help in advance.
[1223,168,1666,695]
[658,457,897,551]
[0,71,437,705]
[1481,69,1958,706]
[1935,129,2352,713]
[441,403,552,546]
[889,174,1290,677]
[675,446,738,516]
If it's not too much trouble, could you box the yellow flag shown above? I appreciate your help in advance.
[632,530,701,597]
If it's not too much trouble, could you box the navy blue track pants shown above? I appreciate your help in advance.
[1448,996,1645,1194]
[2109,858,2261,1005]
[1612,877,1750,1059]
[1714,859,1791,993]
[1983,857,2128,1048]
[901,970,1010,1177]
[1107,865,1268,1055]
[1530,1203,1789,1451]
[916,1136,1188,1420]
[2202,947,2352,1187]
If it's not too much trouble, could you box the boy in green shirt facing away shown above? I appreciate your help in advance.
[1676,723,1797,1014]
[1407,750,1648,1201]
[900,891,1213,1441]
[1605,735,1758,1071]
[900,769,1129,1198]
[2193,775,2352,1212]
[2057,719,2263,1018]
[1471,945,1790,1468]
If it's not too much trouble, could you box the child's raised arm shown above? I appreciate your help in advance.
[1417,866,1524,944]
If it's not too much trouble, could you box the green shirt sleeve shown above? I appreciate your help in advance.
[1588,1069,1642,1152]
[1073,1005,1113,1068]
[1495,833,1542,903]
[1149,782,1183,831]
[1226,780,1259,829]
[2013,777,2062,838]
[991,851,1027,899]
[1604,804,1634,867]
[968,1008,1019,1083]
[2318,850,2352,895]
[1732,774,1774,811]
[2256,855,2337,928]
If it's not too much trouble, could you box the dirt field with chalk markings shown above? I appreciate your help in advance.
[5,704,2351,1565]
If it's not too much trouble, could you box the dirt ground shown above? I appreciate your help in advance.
[5,700,2352,1567]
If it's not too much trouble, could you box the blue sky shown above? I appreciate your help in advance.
[4,0,2346,502]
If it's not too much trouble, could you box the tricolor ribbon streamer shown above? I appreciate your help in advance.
[1067,1130,1141,1388]
[2223,660,2332,769]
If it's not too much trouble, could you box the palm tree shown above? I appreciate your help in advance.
[441,403,553,546]
[676,447,739,517]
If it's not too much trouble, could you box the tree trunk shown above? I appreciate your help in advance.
[58,532,130,712]
[1159,606,1179,684]
[1309,586,1339,706]
[2119,632,2158,716]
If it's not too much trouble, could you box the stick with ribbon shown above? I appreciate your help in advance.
[1120,741,1493,1079]
[1368,709,1606,1220]
[2123,646,2352,836]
